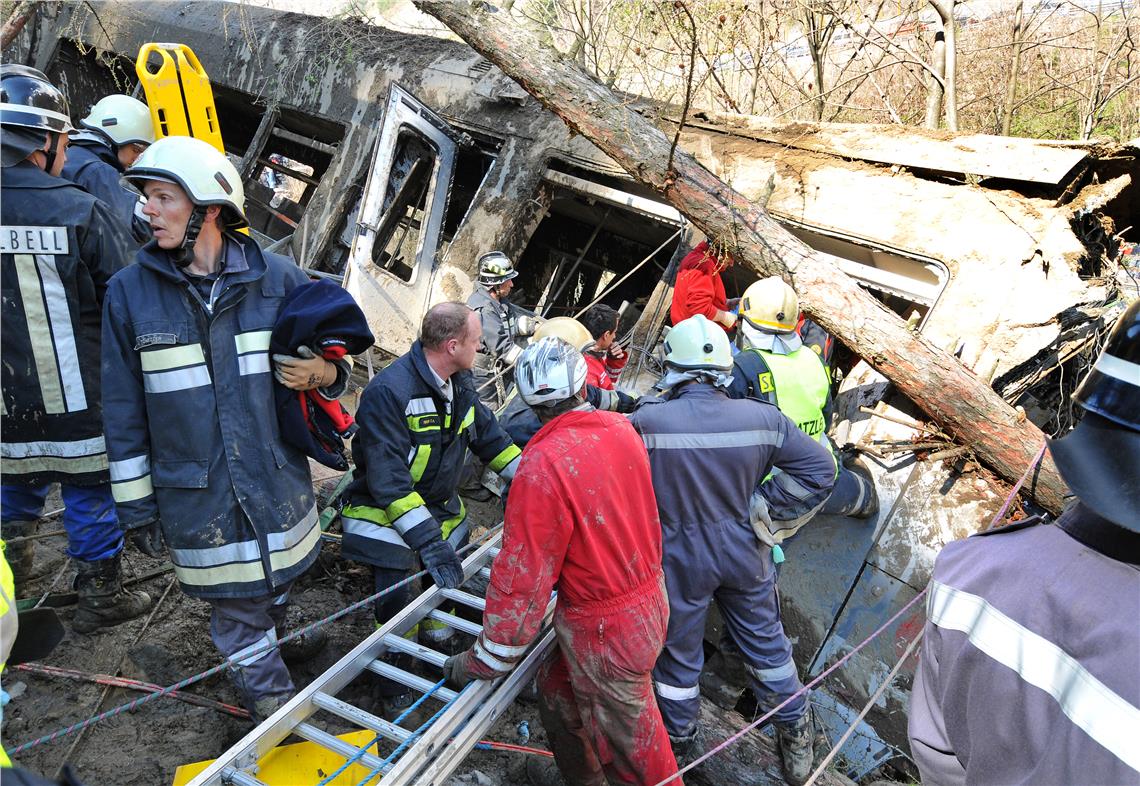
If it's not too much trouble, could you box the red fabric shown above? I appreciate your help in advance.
[583,351,627,391]
[537,582,680,786]
[671,266,728,331]
[468,409,665,678]
[298,344,354,436]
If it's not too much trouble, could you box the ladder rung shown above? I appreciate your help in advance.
[487,546,501,558]
[382,634,447,667]
[219,769,268,786]
[311,692,411,743]
[476,566,491,580]
[366,660,458,702]
[439,588,487,611]
[428,608,481,636]
[294,721,388,773]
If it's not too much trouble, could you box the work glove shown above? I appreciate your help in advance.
[273,345,334,391]
[514,315,538,337]
[443,650,477,689]
[417,539,464,589]
[130,520,165,558]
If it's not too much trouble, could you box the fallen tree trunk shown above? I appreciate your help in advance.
[417,0,1067,515]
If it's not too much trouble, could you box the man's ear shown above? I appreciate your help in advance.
[203,205,223,225]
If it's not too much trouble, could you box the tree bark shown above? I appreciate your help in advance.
[999,0,1025,136]
[416,0,1067,515]
[923,16,947,129]
[1,0,36,51]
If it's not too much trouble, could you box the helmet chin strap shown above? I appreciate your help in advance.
[170,206,206,268]
[42,132,61,175]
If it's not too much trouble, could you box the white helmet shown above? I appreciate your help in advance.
[516,336,588,408]
[478,251,519,287]
[532,316,593,351]
[124,136,247,229]
[664,315,733,371]
[81,95,155,147]
[740,277,798,334]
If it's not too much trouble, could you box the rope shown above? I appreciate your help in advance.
[10,526,502,756]
[649,587,929,786]
[984,442,1047,531]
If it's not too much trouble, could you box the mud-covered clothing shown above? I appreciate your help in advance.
[342,342,521,570]
[909,504,1140,786]
[670,266,729,331]
[584,348,627,390]
[1,484,121,563]
[537,577,680,786]
[59,137,146,242]
[1,161,132,487]
[630,383,831,734]
[468,286,526,407]
[210,588,294,708]
[101,234,323,600]
[498,384,635,447]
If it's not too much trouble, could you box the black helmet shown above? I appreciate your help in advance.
[1047,300,1140,531]
[0,64,73,134]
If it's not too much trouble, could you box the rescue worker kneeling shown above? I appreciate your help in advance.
[630,315,837,786]
[444,336,680,786]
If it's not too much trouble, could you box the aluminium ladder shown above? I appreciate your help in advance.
[186,532,556,786]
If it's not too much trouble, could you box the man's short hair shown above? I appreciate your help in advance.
[581,304,619,341]
[420,302,474,349]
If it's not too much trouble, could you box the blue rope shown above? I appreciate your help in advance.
[314,678,449,786]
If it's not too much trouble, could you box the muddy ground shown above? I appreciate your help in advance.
[1,480,546,786]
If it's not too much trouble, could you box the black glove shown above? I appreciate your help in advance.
[443,650,476,689]
[130,521,164,558]
[417,539,464,589]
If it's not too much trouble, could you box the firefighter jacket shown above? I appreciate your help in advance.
[467,287,524,370]
[630,383,836,527]
[1,161,133,487]
[909,503,1140,786]
[729,345,833,451]
[463,407,666,680]
[101,234,323,600]
[59,137,146,243]
[584,348,627,391]
[342,342,522,570]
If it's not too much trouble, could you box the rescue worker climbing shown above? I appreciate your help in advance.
[497,316,636,447]
[580,303,628,390]
[102,136,338,721]
[908,299,1140,786]
[60,94,154,242]
[445,335,679,786]
[630,315,837,786]
[0,64,151,634]
[341,302,521,716]
[467,251,537,409]
[730,276,878,531]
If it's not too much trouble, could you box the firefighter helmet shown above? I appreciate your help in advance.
[81,94,155,147]
[516,336,588,408]
[740,277,799,334]
[664,315,733,371]
[0,64,73,135]
[532,316,593,352]
[124,136,247,229]
[1047,299,1140,531]
[478,251,519,287]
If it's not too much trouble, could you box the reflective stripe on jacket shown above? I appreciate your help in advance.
[1,161,133,486]
[467,287,522,367]
[343,342,521,570]
[101,234,320,599]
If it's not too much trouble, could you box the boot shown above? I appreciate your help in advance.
[775,707,818,786]
[844,458,880,519]
[72,554,153,634]
[2,519,38,587]
[251,692,291,724]
[278,625,328,665]
[669,728,702,768]
[525,755,567,786]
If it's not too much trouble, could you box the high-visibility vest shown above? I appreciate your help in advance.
[1,540,16,767]
[746,346,831,444]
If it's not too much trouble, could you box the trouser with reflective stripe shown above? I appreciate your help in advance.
[538,578,679,786]
[653,518,807,735]
[820,464,874,517]
[1,483,122,562]
[210,591,294,711]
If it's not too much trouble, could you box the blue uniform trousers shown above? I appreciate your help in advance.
[210,589,295,709]
[1,483,122,562]
[653,517,807,735]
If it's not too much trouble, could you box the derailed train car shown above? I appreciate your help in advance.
[9,1,1137,777]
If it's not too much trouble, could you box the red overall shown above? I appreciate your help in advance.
[670,242,729,332]
[463,408,680,786]
[583,350,627,391]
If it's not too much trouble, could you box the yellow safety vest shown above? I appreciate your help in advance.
[1,540,17,767]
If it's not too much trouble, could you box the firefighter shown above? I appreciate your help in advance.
[908,299,1140,786]
[444,335,679,786]
[580,303,628,390]
[498,316,636,447]
[61,94,154,242]
[102,136,339,721]
[730,277,878,529]
[0,65,151,633]
[670,240,737,332]
[466,251,536,409]
[630,315,837,785]
[341,302,521,715]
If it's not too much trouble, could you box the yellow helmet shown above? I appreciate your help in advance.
[740,277,799,334]
[532,316,593,351]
